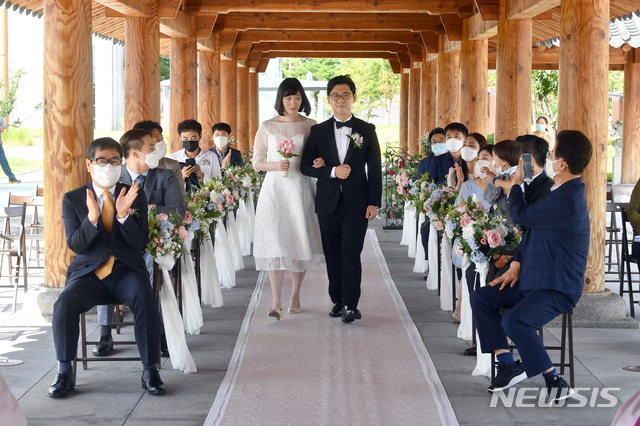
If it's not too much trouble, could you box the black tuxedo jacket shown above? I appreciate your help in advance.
[120,165,185,219]
[300,117,382,216]
[524,171,554,205]
[62,182,149,281]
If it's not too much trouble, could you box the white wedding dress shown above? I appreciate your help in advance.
[252,118,324,272]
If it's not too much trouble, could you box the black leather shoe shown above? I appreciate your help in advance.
[329,303,344,318]
[141,369,166,395]
[342,306,362,323]
[463,344,477,356]
[48,372,75,398]
[92,335,114,357]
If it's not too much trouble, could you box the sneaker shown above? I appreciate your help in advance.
[8,179,21,183]
[545,375,574,405]
[487,360,527,393]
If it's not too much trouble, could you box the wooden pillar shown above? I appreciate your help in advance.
[221,48,237,149]
[399,70,409,150]
[198,49,220,148]
[420,57,437,147]
[622,48,640,184]
[494,0,532,141]
[170,35,198,153]
[236,63,250,155]
[557,0,609,293]
[43,0,93,287]
[249,69,259,150]
[408,66,421,156]
[436,37,460,127]
[124,10,160,130]
[460,18,488,135]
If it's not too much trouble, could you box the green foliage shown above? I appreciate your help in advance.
[281,58,339,82]
[160,56,170,81]
[0,69,25,119]
[531,70,559,127]
[488,70,497,89]
[0,157,42,176]
[2,127,42,147]
[609,71,624,92]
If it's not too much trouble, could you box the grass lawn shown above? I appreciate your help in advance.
[0,157,43,176]
[376,124,399,148]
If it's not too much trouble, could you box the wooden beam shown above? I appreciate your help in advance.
[467,12,497,40]
[397,51,411,69]
[440,14,463,41]
[215,12,443,31]
[170,36,198,152]
[221,52,237,147]
[389,58,402,74]
[197,35,216,51]
[441,34,461,52]
[199,0,464,13]
[421,54,437,137]
[235,42,253,62]
[249,41,410,53]
[246,50,262,68]
[237,63,250,154]
[158,0,181,18]
[256,57,270,73]
[195,14,217,38]
[235,29,424,45]
[94,0,151,18]
[220,30,239,52]
[487,45,629,66]
[476,0,499,20]
[261,51,398,61]
[249,70,259,149]
[160,9,194,38]
[506,0,559,20]
[421,31,440,54]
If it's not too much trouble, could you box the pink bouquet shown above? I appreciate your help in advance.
[277,139,299,177]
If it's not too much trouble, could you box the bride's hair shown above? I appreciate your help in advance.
[274,78,312,116]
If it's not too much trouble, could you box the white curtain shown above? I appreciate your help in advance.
[214,218,236,289]
[237,199,252,256]
[180,243,204,335]
[426,224,438,290]
[400,200,412,246]
[439,237,454,311]
[226,211,245,270]
[413,213,428,273]
[472,262,492,378]
[200,236,223,307]
[405,204,417,258]
[457,262,473,341]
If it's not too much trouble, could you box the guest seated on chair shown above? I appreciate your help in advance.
[470,130,592,404]
[427,122,468,184]
[49,137,166,398]
[210,122,244,169]
[449,132,488,191]
[482,140,522,228]
[93,129,186,358]
[132,120,184,189]
[417,127,445,181]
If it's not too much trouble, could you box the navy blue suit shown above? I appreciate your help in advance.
[417,154,434,181]
[53,182,161,364]
[470,177,590,377]
[427,152,461,184]
[210,146,244,168]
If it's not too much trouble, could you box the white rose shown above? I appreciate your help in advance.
[210,191,218,201]
[495,223,509,238]
[462,221,476,240]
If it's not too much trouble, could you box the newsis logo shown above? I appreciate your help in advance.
[490,387,620,408]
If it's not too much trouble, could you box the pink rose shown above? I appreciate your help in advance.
[232,190,239,200]
[178,225,189,240]
[423,202,429,212]
[216,201,224,212]
[395,175,401,184]
[156,247,162,253]
[457,204,467,213]
[156,213,168,221]
[128,208,136,215]
[402,178,409,186]
[397,185,404,195]
[460,214,472,228]
[225,194,234,205]
[486,230,502,248]
[183,211,193,224]
[194,197,202,202]
[475,204,486,212]
[285,149,291,155]
[480,238,488,245]
[433,221,444,231]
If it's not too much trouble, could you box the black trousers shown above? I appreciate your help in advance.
[317,194,369,309]
[52,261,161,365]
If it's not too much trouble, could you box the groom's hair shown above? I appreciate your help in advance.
[327,75,356,96]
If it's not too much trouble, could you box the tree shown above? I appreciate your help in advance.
[160,56,170,81]
[531,70,559,127]
[0,69,25,119]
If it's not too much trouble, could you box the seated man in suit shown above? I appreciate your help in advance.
[50,137,165,398]
[93,129,186,357]
[210,122,244,169]
[470,130,592,404]
[427,122,468,184]
[132,120,184,190]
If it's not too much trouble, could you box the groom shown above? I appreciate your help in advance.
[301,75,382,323]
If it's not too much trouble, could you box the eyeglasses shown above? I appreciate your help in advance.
[90,157,123,167]
[330,92,353,101]
[547,152,562,162]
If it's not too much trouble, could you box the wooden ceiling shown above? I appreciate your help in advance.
[6,0,639,70]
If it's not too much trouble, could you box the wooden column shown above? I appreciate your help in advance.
[43,0,93,287]
[460,18,488,135]
[249,69,260,150]
[420,57,437,147]
[408,66,421,156]
[622,48,640,184]
[198,49,220,147]
[236,63,250,155]
[494,0,532,141]
[557,0,609,293]
[436,38,460,127]
[124,9,160,130]
[220,48,237,149]
[399,69,409,150]
[170,35,198,153]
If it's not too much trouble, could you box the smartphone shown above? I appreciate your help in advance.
[185,158,196,169]
[522,153,533,183]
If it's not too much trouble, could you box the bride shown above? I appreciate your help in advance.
[253,78,325,320]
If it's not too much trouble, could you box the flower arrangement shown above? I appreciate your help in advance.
[458,212,522,265]
[347,132,364,149]
[146,206,189,277]
[422,183,459,234]
[383,151,421,224]
[442,195,487,241]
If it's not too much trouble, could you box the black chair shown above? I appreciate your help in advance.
[619,206,637,317]
[604,202,625,278]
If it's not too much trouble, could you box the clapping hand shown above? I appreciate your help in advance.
[86,189,100,224]
[115,182,139,219]
[221,151,231,169]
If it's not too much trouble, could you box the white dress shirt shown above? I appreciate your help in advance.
[169,148,222,182]
[330,115,353,178]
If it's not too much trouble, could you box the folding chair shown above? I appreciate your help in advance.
[0,204,27,313]
[8,194,45,273]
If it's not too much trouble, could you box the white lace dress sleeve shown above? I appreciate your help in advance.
[252,123,269,167]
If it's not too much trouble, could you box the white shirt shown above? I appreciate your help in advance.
[520,170,543,193]
[330,115,353,178]
[90,182,128,227]
[170,148,222,182]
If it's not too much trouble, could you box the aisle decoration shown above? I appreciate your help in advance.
[382,150,421,227]
[222,168,245,270]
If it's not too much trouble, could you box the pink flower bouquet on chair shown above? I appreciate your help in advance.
[277,139,299,178]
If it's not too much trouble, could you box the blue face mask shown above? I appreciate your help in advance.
[536,123,546,133]
[432,144,447,156]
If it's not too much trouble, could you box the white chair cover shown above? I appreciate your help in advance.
[413,213,428,273]
[457,262,473,340]
[214,218,236,289]
[200,236,223,307]
[237,199,252,256]
[180,246,204,335]
[472,262,492,377]
[405,204,417,258]
[399,200,412,246]
[439,237,454,311]
[426,224,438,290]
[158,264,197,373]
[226,211,245,270]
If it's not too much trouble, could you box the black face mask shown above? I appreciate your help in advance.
[183,140,200,152]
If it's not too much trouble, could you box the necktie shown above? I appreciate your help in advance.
[335,118,353,129]
[95,191,115,280]
[135,174,146,189]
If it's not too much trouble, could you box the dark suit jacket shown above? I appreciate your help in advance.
[120,165,185,219]
[524,171,554,205]
[210,146,244,168]
[417,154,434,181]
[300,117,382,216]
[508,177,590,296]
[62,182,149,281]
[428,152,464,184]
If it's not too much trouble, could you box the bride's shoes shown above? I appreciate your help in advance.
[268,308,282,320]
[288,300,301,314]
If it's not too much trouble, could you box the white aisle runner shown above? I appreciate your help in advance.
[205,230,458,426]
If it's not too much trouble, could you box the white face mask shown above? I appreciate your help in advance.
[460,147,478,162]
[445,138,464,153]
[494,166,503,175]
[155,141,167,158]
[138,149,163,169]
[474,160,493,179]
[92,164,121,188]
[214,136,228,149]
[545,159,561,179]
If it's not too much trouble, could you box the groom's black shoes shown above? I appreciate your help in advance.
[342,306,361,323]
[48,372,75,398]
[141,368,166,395]
[329,303,344,317]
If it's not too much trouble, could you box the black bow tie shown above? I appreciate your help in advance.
[335,118,353,129]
